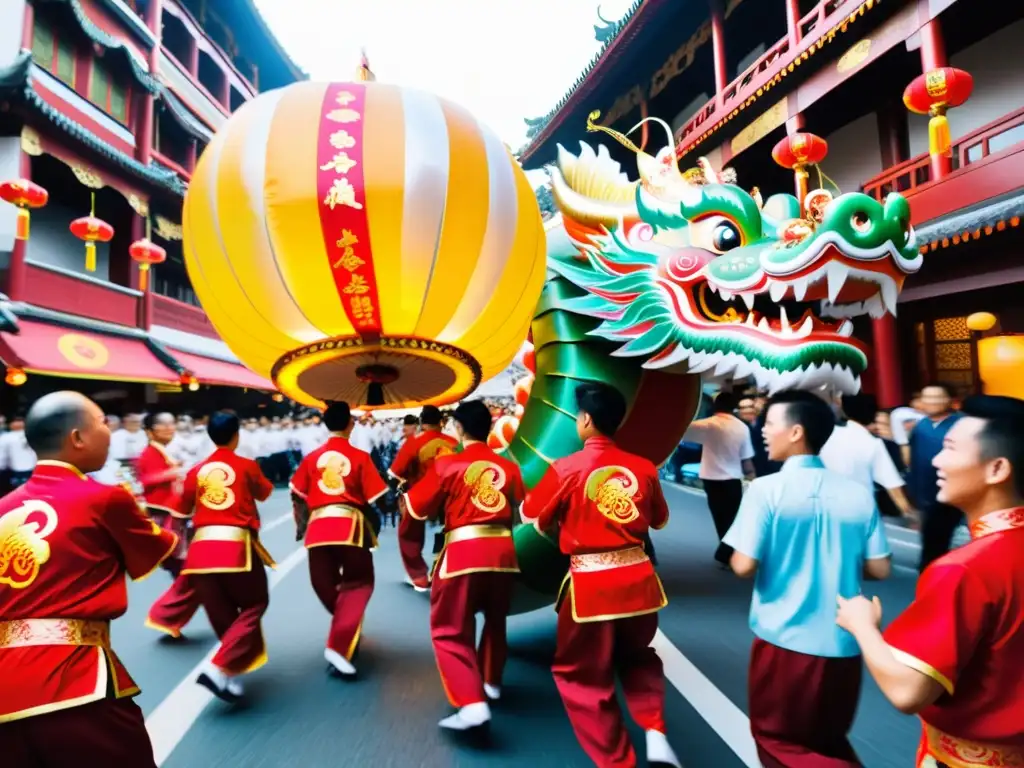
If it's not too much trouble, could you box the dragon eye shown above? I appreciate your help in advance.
[711,222,741,252]
[851,212,871,233]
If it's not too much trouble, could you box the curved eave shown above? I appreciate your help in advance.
[49,0,161,95]
[235,0,308,85]
[518,0,659,167]
[158,88,214,143]
[0,53,186,197]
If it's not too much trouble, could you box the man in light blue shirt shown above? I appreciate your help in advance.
[723,389,891,768]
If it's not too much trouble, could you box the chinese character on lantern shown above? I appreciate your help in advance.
[903,67,973,158]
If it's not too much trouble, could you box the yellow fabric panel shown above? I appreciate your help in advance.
[412,100,491,340]
[361,84,408,335]
[182,129,283,377]
[213,91,323,345]
[263,81,354,338]
[448,151,545,368]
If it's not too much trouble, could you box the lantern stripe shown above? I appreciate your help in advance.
[483,235,548,371]
[362,84,407,335]
[452,152,544,371]
[411,99,491,340]
[315,82,384,335]
[216,91,325,344]
[396,87,450,336]
[437,124,519,344]
[264,81,356,338]
[182,130,283,377]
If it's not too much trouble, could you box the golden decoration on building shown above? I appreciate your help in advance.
[127,194,150,217]
[19,128,42,157]
[154,216,183,241]
[837,39,872,73]
[71,165,104,189]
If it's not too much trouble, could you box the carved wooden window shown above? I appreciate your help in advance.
[89,62,130,124]
[931,316,977,397]
[31,19,76,87]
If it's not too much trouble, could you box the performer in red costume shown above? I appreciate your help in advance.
[401,400,524,732]
[524,382,680,768]
[389,405,457,591]
[180,411,276,702]
[291,401,388,677]
[0,392,177,766]
[838,394,1024,767]
[138,412,201,638]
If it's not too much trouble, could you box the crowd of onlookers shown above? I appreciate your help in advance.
[665,382,966,572]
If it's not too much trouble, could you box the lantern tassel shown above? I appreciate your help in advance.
[15,208,29,240]
[928,108,952,158]
[85,241,96,272]
[139,263,150,292]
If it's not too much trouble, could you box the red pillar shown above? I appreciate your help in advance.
[784,0,801,48]
[918,19,952,180]
[710,0,728,97]
[6,152,32,302]
[20,1,34,48]
[137,0,162,166]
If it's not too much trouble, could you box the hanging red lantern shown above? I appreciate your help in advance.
[772,133,829,216]
[903,67,973,158]
[69,193,113,272]
[0,179,48,240]
[178,372,200,391]
[129,238,166,291]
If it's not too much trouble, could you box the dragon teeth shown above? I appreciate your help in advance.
[827,262,850,304]
[795,316,814,338]
[879,276,899,316]
[719,289,734,301]
[837,320,854,337]
[757,316,771,332]
[792,277,809,301]
[769,282,788,302]
[745,313,757,327]
[865,294,886,318]
[740,293,755,309]
[779,306,791,335]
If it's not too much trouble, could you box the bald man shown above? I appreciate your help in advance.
[0,392,177,766]
[138,412,202,638]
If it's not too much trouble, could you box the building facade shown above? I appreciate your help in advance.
[520,0,1024,405]
[0,0,304,415]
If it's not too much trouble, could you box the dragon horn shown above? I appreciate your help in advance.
[625,115,676,155]
[586,111,643,155]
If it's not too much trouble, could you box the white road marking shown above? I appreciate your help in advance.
[651,630,760,767]
[145,546,309,766]
[262,511,294,533]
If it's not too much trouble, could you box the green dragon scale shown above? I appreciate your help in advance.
[507,136,922,613]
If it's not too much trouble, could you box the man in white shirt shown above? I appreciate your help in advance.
[820,394,914,521]
[0,416,35,489]
[683,392,756,566]
[296,414,326,457]
[109,413,148,462]
[889,392,925,465]
[349,413,375,454]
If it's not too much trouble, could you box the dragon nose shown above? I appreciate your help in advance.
[883,193,912,247]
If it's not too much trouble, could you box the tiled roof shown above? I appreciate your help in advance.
[916,189,1024,250]
[0,52,187,197]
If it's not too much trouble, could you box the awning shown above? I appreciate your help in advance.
[170,349,275,391]
[0,320,180,383]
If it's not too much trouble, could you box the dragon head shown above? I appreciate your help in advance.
[546,129,922,394]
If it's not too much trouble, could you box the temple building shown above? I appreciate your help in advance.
[520,0,1024,405]
[0,0,304,415]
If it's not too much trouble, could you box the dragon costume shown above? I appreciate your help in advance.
[507,119,922,613]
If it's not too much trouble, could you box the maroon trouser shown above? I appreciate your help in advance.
[552,600,665,768]
[430,570,512,707]
[308,545,374,659]
[398,511,430,587]
[146,564,201,637]
[748,637,863,767]
[0,697,156,767]
[191,554,270,675]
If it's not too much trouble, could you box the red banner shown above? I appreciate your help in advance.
[315,82,383,338]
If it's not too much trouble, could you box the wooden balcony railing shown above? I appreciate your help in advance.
[151,293,219,339]
[863,106,1024,202]
[675,0,854,152]
[22,261,141,328]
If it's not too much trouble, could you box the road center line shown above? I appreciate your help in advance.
[144,546,309,767]
[262,511,294,533]
[651,630,760,767]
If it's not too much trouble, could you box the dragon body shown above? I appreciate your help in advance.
[506,134,922,613]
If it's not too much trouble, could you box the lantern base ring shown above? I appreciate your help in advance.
[271,335,482,411]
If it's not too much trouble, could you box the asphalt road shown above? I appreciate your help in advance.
[113,486,934,767]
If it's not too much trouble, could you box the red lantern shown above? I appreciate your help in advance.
[0,179,48,240]
[903,67,973,158]
[4,367,27,387]
[70,192,114,273]
[129,238,166,291]
[772,133,828,216]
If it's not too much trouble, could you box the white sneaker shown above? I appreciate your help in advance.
[404,574,429,593]
[646,730,682,768]
[196,665,234,702]
[324,647,357,677]
[438,701,491,731]
[483,683,501,701]
[226,677,244,698]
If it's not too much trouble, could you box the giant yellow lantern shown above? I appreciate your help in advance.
[183,80,546,409]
